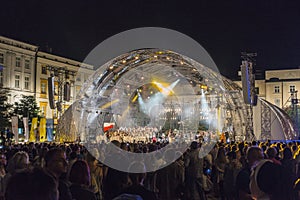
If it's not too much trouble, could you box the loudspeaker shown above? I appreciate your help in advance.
[253,94,258,106]
[48,77,55,109]
[241,62,251,104]
[63,82,70,101]
[56,102,62,112]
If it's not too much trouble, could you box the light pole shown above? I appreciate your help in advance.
[291,90,299,138]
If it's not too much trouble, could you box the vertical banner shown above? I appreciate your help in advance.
[11,116,18,143]
[23,117,29,142]
[30,117,38,142]
[46,119,54,141]
[39,118,46,142]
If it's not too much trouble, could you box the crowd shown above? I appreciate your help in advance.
[0,140,300,200]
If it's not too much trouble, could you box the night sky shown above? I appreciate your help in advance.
[1,0,300,79]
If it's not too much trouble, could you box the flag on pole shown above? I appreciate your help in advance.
[30,117,38,142]
[39,118,46,142]
[23,117,29,142]
[11,116,18,143]
[46,119,54,141]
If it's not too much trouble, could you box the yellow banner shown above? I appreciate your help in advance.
[39,118,46,142]
[29,117,38,142]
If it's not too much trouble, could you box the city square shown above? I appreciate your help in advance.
[1,1,300,200]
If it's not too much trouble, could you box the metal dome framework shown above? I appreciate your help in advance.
[57,48,297,142]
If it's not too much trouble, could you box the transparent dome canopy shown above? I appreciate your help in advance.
[75,49,226,138]
[73,48,227,172]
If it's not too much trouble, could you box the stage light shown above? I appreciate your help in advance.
[132,94,138,103]
[152,80,179,96]
[201,85,208,90]
[99,99,119,109]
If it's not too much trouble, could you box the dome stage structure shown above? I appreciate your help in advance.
[57,48,297,143]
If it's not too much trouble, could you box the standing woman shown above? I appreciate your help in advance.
[215,146,228,200]
[69,160,97,200]
[281,147,297,200]
[3,151,29,194]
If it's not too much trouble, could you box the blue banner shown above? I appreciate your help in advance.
[46,119,54,141]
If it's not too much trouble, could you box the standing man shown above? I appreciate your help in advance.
[184,141,206,200]
[236,146,264,200]
[44,148,73,200]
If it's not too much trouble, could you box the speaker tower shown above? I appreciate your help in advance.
[48,77,55,109]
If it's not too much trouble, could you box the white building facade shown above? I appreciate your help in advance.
[235,69,300,110]
[0,36,95,124]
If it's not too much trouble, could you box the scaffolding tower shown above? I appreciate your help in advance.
[240,52,257,140]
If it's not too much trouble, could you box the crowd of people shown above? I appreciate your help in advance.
[0,139,300,200]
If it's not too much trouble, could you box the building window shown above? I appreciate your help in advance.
[255,87,259,95]
[16,57,21,68]
[15,74,20,88]
[41,79,47,94]
[24,76,30,90]
[274,86,280,93]
[42,66,47,74]
[274,99,280,107]
[40,102,47,117]
[0,53,4,64]
[25,59,30,69]
[290,85,296,93]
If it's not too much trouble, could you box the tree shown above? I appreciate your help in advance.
[0,87,12,130]
[11,95,41,127]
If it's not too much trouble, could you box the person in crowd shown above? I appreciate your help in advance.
[27,142,37,162]
[249,156,284,200]
[156,149,184,200]
[118,162,158,200]
[184,141,206,200]
[266,147,281,165]
[236,146,264,200]
[0,153,6,199]
[3,151,29,193]
[69,160,97,200]
[32,146,48,168]
[214,146,228,200]
[102,140,131,200]
[0,153,6,178]
[281,147,298,200]
[223,150,242,200]
[44,148,73,200]
[5,168,58,200]
[4,139,300,200]
[86,152,103,200]
[67,151,78,175]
